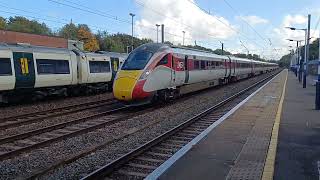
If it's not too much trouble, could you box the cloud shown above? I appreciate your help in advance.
[134,0,236,45]
[282,14,308,27]
[269,13,319,60]
[236,15,269,25]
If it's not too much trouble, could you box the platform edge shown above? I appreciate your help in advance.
[261,69,288,180]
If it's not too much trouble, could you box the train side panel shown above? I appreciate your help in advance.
[33,51,77,88]
[0,49,15,91]
[85,54,112,84]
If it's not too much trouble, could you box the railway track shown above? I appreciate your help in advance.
[0,105,132,161]
[0,98,118,130]
[81,70,281,180]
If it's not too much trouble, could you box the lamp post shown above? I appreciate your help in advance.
[287,39,303,80]
[182,31,185,46]
[129,13,135,52]
[286,27,307,88]
[286,22,309,88]
[156,24,160,43]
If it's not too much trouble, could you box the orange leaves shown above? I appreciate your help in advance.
[78,27,99,51]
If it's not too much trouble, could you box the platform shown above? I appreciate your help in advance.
[145,69,319,180]
[274,71,320,180]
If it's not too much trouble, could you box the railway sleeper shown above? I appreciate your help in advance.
[171,136,193,141]
[135,156,164,164]
[116,168,149,178]
[126,162,158,170]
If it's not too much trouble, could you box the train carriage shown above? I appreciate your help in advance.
[113,43,277,105]
[0,43,120,103]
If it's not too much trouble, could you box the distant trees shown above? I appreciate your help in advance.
[279,38,319,67]
[58,23,99,51]
[278,54,291,68]
[4,16,52,35]
[59,23,78,40]
[0,17,6,29]
[213,49,232,55]
[95,32,153,53]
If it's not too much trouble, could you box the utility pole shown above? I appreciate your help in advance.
[161,24,164,43]
[298,42,301,76]
[303,14,311,88]
[220,41,224,55]
[182,31,185,46]
[296,41,299,77]
[156,24,160,43]
[129,13,135,52]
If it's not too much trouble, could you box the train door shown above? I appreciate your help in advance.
[227,57,232,78]
[184,55,189,84]
[224,59,227,77]
[170,54,176,86]
[110,57,119,80]
[234,60,237,75]
[13,52,35,89]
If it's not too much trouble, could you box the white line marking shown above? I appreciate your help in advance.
[145,72,282,180]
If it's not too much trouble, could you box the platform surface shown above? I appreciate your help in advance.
[157,70,288,180]
[274,72,320,180]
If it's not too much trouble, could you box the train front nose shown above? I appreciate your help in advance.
[113,70,143,101]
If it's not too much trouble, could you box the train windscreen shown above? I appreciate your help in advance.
[121,51,153,70]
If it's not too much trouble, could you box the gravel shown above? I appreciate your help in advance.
[0,102,121,139]
[0,93,113,119]
[0,72,280,180]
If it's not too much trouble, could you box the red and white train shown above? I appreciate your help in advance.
[113,43,278,104]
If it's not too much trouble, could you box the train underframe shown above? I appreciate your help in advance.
[0,82,113,104]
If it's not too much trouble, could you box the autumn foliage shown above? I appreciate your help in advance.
[77,27,99,51]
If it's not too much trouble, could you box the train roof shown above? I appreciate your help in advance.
[171,45,229,60]
[0,43,71,54]
[167,44,276,65]
[97,51,128,58]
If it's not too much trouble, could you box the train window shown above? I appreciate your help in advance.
[157,54,168,66]
[36,59,70,74]
[200,61,206,70]
[194,60,200,70]
[0,58,12,76]
[121,51,153,70]
[89,61,111,73]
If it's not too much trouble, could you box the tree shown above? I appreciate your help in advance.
[309,38,319,60]
[77,26,99,51]
[213,48,232,55]
[59,22,78,40]
[278,54,291,68]
[6,16,51,35]
[96,30,109,51]
[0,16,6,30]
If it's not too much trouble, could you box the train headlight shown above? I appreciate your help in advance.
[139,69,151,80]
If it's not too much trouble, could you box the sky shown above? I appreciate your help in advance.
[0,0,319,60]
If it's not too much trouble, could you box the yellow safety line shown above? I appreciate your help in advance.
[261,69,288,180]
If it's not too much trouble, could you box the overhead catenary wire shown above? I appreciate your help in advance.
[134,0,232,42]
[0,1,200,46]
[185,0,266,50]
[222,0,271,46]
